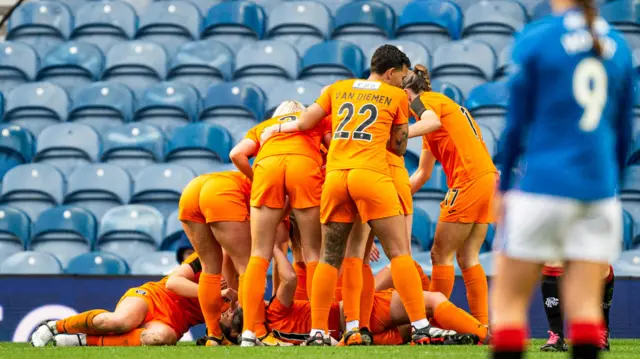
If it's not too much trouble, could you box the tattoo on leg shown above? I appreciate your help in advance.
[321,222,353,269]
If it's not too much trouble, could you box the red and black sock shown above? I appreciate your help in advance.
[491,326,526,359]
[541,266,564,336]
[602,265,615,331]
[570,321,603,359]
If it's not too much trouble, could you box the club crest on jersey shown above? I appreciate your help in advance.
[352,80,381,90]
[545,297,559,308]
[135,289,147,296]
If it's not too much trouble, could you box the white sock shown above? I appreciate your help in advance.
[346,320,359,332]
[309,329,325,337]
[48,321,59,335]
[242,330,255,339]
[411,319,430,330]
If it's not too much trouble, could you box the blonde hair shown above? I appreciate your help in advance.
[273,100,305,117]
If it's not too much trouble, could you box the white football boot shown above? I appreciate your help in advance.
[30,321,58,347]
[54,334,87,347]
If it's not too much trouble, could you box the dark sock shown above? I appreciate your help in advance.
[572,344,600,359]
[602,266,615,331]
[491,327,526,359]
[493,353,524,359]
[541,274,564,336]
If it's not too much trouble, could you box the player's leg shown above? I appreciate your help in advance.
[430,221,472,298]
[361,232,376,332]
[56,321,178,347]
[457,223,489,325]
[601,265,615,351]
[292,206,321,296]
[540,262,568,352]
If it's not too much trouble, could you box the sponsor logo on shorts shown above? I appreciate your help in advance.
[545,297,559,308]
[135,290,147,296]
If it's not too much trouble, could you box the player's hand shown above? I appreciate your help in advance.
[260,124,280,142]
[369,245,380,262]
[221,288,238,303]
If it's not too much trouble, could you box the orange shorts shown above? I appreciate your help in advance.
[251,155,323,209]
[370,289,394,334]
[439,172,498,223]
[321,169,403,223]
[390,165,413,215]
[178,175,250,223]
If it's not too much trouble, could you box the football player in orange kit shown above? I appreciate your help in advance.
[261,45,433,346]
[402,65,498,326]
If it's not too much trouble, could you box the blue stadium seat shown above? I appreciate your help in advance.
[136,1,202,58]
[166,123,233,174]
[478,252,494,275]
[162,208,183,250]
[188,0,222,14]
[0,206,30,264]
[412,207,433,251]
[33,124,101,175]
[414,202,445,226]
[404,145,420,174]
[0,251,62,274]
[622,165,640,200]
[101,124,165,176]
[384,0,413,15]
[3,82,69,136]
[406,135,422,159]
[7,1,72,58]
[624,209,634,249]
[199,82,266,143]
[248,0,280,14]
[430,79,465,104]
[97,205,164,264]
[462,1,526,53]
[71,1,136,54]
[299,40,364,86]
[0,125,35,180]
[519,0,546,16]
[364,40,430,77]
[66,252,129,274]
[64,164,132,220]
[0,42,38,94]
[396,0,462,52]
[465,82,509,137]
[495,42,513,81]
[234,41,300,90]
[122,0,152,14]
[308,0,349,16]
[131,164,196,216]
[266,1,331,55]
[131,251,179,274]
[481,223,496,252]
[68,82,135,133]
[531,0,551,20]
[201,1,266,53]
[266,80,324,116]
[167,40,234,95]
[629,132,640,165]
[134,82,200,135]
[36,42,104,93]
[431,40,496,97]
[30,206,96,267]
[479,124,499,161]
[0,164,64,221]
[103,41,168,97]
[613,249,640,276]
[601,0,640,49]
[417,162,448,195]
[332,1,395,52]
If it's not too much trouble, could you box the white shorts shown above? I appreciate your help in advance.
[495,191,622,264]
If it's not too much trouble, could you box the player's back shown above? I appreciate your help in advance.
[511,11,633,200]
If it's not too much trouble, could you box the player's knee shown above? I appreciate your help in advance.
[424,291,447,312]
[94,314,136,333]
[455,251,479,269]
[430,245,453,264]
[140,328,177,346]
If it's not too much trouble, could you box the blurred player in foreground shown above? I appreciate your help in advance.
[490,0,633,358]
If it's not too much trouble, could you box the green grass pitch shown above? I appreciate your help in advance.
[2,340,640,358]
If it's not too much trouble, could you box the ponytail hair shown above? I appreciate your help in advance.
[577,0,603,57]
[402,64,432,94]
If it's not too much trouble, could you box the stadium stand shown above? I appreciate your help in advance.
[266,1,331,55]
[0,164,64,221]
[101,124,165,176]
[234,40,300,90]
[7,1,72,58]
[36,42,104,93]
[66,251,129,274]
[3,82,69,136]
[0,251,62,274]
[130,251,179,275]
[0,42,38,94]
[68,82,135,133]
[133,81,201,135]
[130,163,196,216]
[71,1,137,53]
[201,1,265,53]
[33,123,101,175]
[0,124,35,179]
[0,206,30,264]
[165,123,232,174]
[167,39,234,95]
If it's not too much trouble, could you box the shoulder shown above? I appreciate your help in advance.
[513,16,560,61]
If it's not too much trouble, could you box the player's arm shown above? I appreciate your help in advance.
[615,53,634,185]
[165,262,198,298]
[388,123,409,156]
[409,149,437,194]
[273,245,297,308]
[322,133,332,150]
[229,138,258,180]
[276,103,327,133]
[408,99,441,138]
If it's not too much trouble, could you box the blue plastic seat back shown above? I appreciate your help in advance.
[430,79,464,104]
[166,123,233,173]
[1,164,64,221]
[72,1,136,53]
[418,162,448,194]
[0,206,30,263]
[406,136,423,160]
[624,209,633,249]
[134,82,200,135]
[162,208,182,249]
[136,1,202,57]
[234,40,300,89]
[364,40,430,76]
[266,1,331,55]
[201,82,266,122]
[188,0,222,14]
[465,81,509,112]
[300,40,364,85]
[332,1,395,51]
[68,82,135,133]
[103,41,168,96]
[0,124,35,178]
[4,82,69,136]
[462,1,526,53]
[168,39,234,95]
[622,165,640,196]
[66,251,129,274]
[411,207,433,251]
[266,80,323,116]
[37,42,105,93]
[34,124,101,175]
[202,1,266,52]
[396,0,462,51]
[478,124,498,161]
[0,42,38,94]
[629,132,640,165]
[602,0,640,49]
[384,0,413,15]
[102,124,165,176]
[0,251,62,274]
[131,164,196,216]
[7,1,73,58]
[131,250,179,274]
[432,39,496,96]
[413,198,442,224]
[495,42,514,81]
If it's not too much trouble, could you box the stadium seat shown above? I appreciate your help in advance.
[629,132,640,165]
[482,223,496,252]
[622,165,640,200]
[30,206,96,267]
[412,207,433,251]
[36,42,104,93]
[0,164,64,221]
[199,82,266,143]
[3,82,69,136]
[68,82,135,133]
[406,135,422,158]
[136,1,202,58]
[417,163,448,195]
[102,41,168,97]
[495,42,513,81]
[624,209,634,249]
[0,206,30,264]
[478,252,495,276]
[166,123,233,174]
[0,124,35,179]
[266,1,331,55]
[430,79,464,104]
[122,0,152,14]
[431,40,496,97]
[234,41,300,90]
[0,42,38,94]
[332,1,395,52]
[71,1,136,53]
[201,1,266,53]
[299,40,365,86]
[33,124,101,175]
[414,201,442,222]
[133,82,200,135]
[97,205,164,264]
[131,251,179,274]
[410,251,432,275]
[131,164,196,216]
[187,0,222,14]
[613,250,640,276]
[66,252,129,275]
[479,124,499,161]
[7,1,72,58]
[363,40,430,77]
[601,0,640,49]
[64,164,132,220]
[162,208,183,250]
[0,251,62,274]
[462,1,526,53]
[465,82,509,137]
[265,80,324,117]
[101,124,165,176]
[395,0,462,52]
[167,40,234,95]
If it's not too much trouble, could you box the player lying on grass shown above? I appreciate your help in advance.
[30,253,238,347]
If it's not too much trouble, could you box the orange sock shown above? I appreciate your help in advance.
[414,260,431,291]
[294,262,308,300]
[56,309,107,335]
[86,328,144,346]
[433,301,488,342]
[238,274,244,308]
[335,271,343,301]
[462,264,489,325]
[429,265,455,299]
[360,263,375,329]
[199,273,222,337]
[242,256,269,334]
[372,328,404,345]
[306,261,318,299]
[342,257,363,325]
[390,255,427,324]
[310,262,339,333]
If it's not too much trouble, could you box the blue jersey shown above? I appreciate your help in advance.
[499,9,634,201]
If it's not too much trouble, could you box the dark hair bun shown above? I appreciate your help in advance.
[414,64,428,79]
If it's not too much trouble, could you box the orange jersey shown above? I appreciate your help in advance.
[266,298,342,344]
[316,79,409,175]
[386,150,405,168]
[245,112,332,166]
[411,92,497,187]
